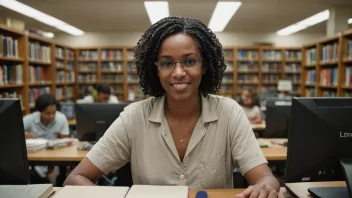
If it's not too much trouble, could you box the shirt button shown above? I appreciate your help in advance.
[180,174,185,180]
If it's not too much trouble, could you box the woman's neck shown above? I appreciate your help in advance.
[165,94,201,120]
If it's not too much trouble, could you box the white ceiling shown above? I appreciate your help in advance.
[0,0,351,34]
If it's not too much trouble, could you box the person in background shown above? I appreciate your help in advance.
[78,84,119,103]
[239,88,263,124]
[64,16,282,198]
[24,93,70,140]
[23,93,70,185]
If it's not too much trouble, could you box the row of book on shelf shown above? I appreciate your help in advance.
[0,34,18,58]
[0,65,23,85]
[320,42,338,63]
[28,41,51,63]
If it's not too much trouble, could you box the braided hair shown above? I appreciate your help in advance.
[134,16,226,97]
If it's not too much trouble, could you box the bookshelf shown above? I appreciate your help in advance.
[100,46,124,101]
[220,48,235,99]
[341,30,352,97]
[236,47,260,100]
[53,44,76,102]
[125,47,144,102]
[0,25,26,113]
[261,47,282,95]
[28,34,53,110]
[316,34,341,97]
[283,48,302,95]
[302,43,318,97]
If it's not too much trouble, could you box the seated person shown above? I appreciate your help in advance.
[24,93,70,139]
[239,88,263,124]
[78,84,119,103]
[23,93,70,185]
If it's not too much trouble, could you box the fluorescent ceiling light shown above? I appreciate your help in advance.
[208,2,242,32]
[277,10,329,36]
[144,1,169,24]
[348,18,352,24]
[0,0,84,36]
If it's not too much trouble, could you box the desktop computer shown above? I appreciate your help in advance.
[0,99,29,184]
[263,98,291,138]
[75,103,129,142]
[285,97,352,198]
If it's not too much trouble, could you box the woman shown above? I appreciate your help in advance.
[65,17,282,198]
[239,88,263,124]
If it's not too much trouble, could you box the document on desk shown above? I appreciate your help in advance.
[54,186,129,198]
[125,185,189,198]
[0,184,53,198]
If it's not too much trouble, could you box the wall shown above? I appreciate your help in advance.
[54,32,325,48]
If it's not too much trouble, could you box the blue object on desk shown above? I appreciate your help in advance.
[195,191,208,198]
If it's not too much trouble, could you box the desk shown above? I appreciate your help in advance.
[68,119,76,126]
[52,187,290,198]
[52,182,346,197]
[251,123,266,131]
[27,144,87,166]
[27,139,287,165]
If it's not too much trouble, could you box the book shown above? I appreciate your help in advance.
[54,186,129,198]
[125,185,189,198]
[0,184,53,198]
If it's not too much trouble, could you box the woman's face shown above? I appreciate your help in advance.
[241,90,253,106]
[157,33,203,102]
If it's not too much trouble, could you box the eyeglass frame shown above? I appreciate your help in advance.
[154,56,203,72]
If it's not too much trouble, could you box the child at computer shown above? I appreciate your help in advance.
[239,88,263,124]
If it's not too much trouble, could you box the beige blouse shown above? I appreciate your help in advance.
[86,94,267,189]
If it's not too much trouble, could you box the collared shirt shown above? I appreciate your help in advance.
[23,111,70,140]
[86,94,267,189]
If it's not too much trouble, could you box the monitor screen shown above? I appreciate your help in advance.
[285,97,352,197]
[0,99,29,185]
[75,103,129,141]
[263,98,291,138]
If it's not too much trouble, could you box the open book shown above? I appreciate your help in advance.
[0,184,53,198]
[54,186,130,198]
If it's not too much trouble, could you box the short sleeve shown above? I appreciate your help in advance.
[230,104,267,175]
[59,116,70,135]
[23,114,32,132]
[86,111,131,175]
[253,105,260,115]
[109,95,119,103]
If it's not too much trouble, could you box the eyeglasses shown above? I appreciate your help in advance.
[155,56,202,72]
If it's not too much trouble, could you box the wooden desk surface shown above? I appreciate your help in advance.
[68,119,76,126]
[28,139,287,162]
[27,144,87,161]
[52,182,346,198]
[251,123,266,130]
[53,187,291,198]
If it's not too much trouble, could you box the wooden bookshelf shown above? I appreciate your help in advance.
[340,30,352,97]
[219,48,236,99]
[302,43,318,97]
[0,25,27,114]
[316,34,341,97]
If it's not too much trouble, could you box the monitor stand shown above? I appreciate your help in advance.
[95,120,107,143]
[308,158,352,198]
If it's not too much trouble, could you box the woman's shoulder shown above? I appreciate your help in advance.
[205,94,242,115]
[122,96,161,117]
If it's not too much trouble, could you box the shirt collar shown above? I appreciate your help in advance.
[34,111,56,126]
[148,94,218,124]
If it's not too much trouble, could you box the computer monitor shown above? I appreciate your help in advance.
[0,99,29,184]
[75,103,129,142]
[263,98,291,138]
[285,97,352,198]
